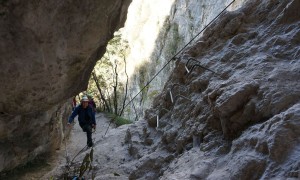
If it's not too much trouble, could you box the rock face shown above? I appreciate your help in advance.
[51,0,299,179]
[119,0,300,179]
[0,0,131,114]
[0,0,131,173]
[121,0,248,121]
[0,103,71,173]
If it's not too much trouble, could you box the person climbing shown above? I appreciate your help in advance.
[87,94,96,112]
[68,96,96,147]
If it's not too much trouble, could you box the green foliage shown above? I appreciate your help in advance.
[136,62,152,102]
[96,106,103,112]
[105,113,132,127]
[141,85,150,102]
[165,22,181,59]
[125,108,131,113]
[138,63,148,88]
[87,29,130,115]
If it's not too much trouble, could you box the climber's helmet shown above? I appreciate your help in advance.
[81,96,89,108]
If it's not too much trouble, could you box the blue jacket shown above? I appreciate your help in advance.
[68,105,96,126]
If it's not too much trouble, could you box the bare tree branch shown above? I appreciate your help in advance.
[92,71,111,112]
[113,59,118,115]
[119,56,129,116]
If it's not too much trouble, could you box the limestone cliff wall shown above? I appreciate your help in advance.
[27,0,300,179]
[0,0,131,172]
[121,0,248,120]
[0,102,71,172]
[0,0,131,114]
[125,0,300,179]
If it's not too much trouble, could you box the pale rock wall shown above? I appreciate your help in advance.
[121,0,248,121]
[0,0,131,172]
[124,0,300,179]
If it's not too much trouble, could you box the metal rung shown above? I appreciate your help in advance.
[184,65,190,73]
[169,90,191,104]
[184,57,199,74]
[189,64,219,75]
[150,115,160,128]
[186,57,200,67]
[169,90,174,103]
[185,57,222,78]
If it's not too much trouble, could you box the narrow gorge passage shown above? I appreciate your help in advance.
[1,0,299,179]
[5,113,130,179]
[43,113,136,179]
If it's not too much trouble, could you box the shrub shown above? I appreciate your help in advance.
[105,113,132,127]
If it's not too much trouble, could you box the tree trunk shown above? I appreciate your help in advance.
[113,60,118,115]
[106,89,112,111]
[97,95,106,112]
[119,56,129,116]
[92,72,111,112]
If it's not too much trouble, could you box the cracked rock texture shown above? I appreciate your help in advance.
[121,0,248,121]
[0,0,131,173]
[53,0,299,179]
[123,0,300,179]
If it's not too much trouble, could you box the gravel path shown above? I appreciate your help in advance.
[6,113,116,180]
[4,113,134,180]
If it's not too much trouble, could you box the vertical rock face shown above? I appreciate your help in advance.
[0,103,71,172]
[123,0,300,179]
[0,0,131,114]
[0,0,131,172]
[121,0,248,120]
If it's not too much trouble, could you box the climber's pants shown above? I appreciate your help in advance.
[81,124,93,146]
